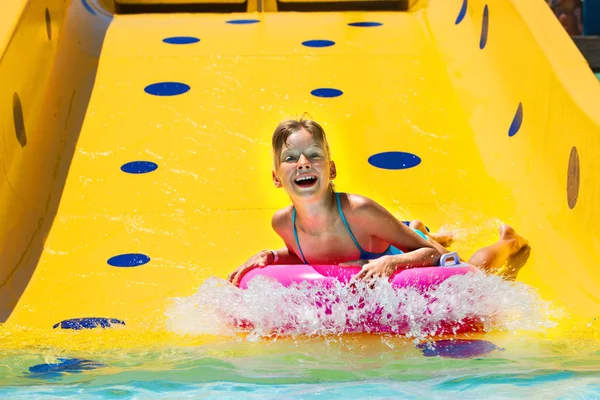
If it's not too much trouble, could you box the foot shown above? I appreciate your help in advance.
[499,224,529,254]
[410,220,454,248]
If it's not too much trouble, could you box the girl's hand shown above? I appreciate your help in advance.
[351,256,400,281]
[227,250,274,287]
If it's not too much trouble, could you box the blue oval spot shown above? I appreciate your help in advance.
[121,161,158,174]
[311,88,343,98]
[456,0,468,24]
[107,253,150,267]
[144,82,190,96]
[226,19,260,24]
[52,318,125,330]
[508,102,523,137]
[417,339,500,359]
[348,22,382,27]
[368,152,421,170]
[480,4,489,49]
[28,358,104,379]
[163,36,200,45]
[302,40,335,48]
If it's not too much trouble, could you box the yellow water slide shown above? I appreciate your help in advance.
[1,0,600,347]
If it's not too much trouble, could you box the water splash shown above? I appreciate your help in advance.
[166,271,557,341]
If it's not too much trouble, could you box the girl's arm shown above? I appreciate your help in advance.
[227,246,301,287]
[350,196,442,277]
[268,246,305,265]
[227,208,304,287]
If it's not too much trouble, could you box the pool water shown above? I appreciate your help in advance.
[1,274,599,398]
[1,335,600,399]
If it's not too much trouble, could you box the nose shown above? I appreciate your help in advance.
[296,153,311,170]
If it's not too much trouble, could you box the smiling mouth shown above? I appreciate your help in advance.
[294,175,318,188]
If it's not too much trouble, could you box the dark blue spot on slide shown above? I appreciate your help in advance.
[508,102,523,137]
[480,4,489,49]
[53,318,125,330]
[163,36,200,45]
[27,358,104,380]
[368,152,421,170]
[107,253,150,267]
[456,0,468,24]
[417,339,500,359]
[348,22,382,27]
[81,0,96,15]
[302,40,335,48]
[226,19,260,24]
[144,82,190,96]
[121,161,158,174]
[311,88,343,98]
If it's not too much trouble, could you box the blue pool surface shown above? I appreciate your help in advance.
[1,335,600,399]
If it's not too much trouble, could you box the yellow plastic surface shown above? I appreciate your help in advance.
[1,0,600,348]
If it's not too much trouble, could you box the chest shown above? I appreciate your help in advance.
[286,219,385,264]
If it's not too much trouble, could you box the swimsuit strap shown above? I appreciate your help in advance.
[291,207,308,264]
[335,192,367,254]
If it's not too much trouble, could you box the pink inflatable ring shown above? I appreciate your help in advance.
[239,252,476,290]
[237,252,484,335]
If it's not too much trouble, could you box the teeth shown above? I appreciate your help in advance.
[296,176,315,182]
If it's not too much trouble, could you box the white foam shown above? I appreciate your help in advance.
[165,271,558,341]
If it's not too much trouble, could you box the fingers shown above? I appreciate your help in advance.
[353,265,371,281]
[232,266,252,287]
[229,261,267,287]
[227,269,238,283]
[353,265,385,284]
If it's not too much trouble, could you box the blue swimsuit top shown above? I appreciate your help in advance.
[291,192,428,264]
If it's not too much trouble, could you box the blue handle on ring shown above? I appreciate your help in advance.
[439,252,460,267]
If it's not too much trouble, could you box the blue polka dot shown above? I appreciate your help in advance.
[311,88,343,98]
[107,253,150,267]
[53,318,125,330]
[417,339,500,359]
[302,40,335,48]
[226,19,260,24]
[163,36,200,45]
[508,102,523,137]
[480,5,489,49]
[28,358,104,379]
[144,82,190,96]
[456,0,468,24]
[121,161,158,174]
[368,152,421,170]
[348,22,382,27]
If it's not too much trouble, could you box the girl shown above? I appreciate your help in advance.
[228,117,529,287]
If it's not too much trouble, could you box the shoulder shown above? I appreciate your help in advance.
[340,193,387,215]
[271,205,293,233]
[338,193,394,229]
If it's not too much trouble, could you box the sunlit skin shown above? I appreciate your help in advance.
[228,128,443,286]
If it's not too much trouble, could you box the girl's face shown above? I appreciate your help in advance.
[272,128,336,199]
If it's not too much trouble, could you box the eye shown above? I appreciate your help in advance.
[284,155,296,162]
[310,153,320,159]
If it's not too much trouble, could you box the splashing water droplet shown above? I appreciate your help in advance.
[166,272,558,341]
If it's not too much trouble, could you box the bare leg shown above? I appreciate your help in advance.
[410,220,454,248]
[467,224,529,276]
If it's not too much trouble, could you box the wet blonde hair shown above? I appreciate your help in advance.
[271,115,332,169]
